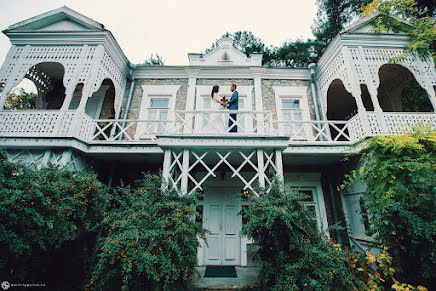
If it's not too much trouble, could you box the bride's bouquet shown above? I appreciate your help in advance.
[220,95,229,108]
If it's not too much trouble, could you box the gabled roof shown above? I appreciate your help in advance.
[3,6,105,33]
[188,36,263,66]
[340,12,412,35]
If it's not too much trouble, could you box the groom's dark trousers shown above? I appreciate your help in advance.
[227,91,239,133]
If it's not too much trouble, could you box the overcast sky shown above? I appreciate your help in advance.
[0,0,318,66]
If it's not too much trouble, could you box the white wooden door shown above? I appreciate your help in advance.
[204,187,240,265]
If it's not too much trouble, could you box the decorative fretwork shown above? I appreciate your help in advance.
[163,148,283,196]
[0,110,60,136]
[91,51,127,115]
[317,46,436,115]
[6,149,47,165]
[382,112,436,134]
[0,44,127,116]
[4,149,88,172]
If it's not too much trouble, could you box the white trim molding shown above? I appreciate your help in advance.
[273,86,311,137]
[136,85,181,138]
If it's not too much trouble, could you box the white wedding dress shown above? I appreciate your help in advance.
[207,98,226,134]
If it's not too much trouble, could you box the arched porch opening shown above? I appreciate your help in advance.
[84,78,115,119]
[326,79,358,120]
[377,64,432,112]
[2,62,66,110]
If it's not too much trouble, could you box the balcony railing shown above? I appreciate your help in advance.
[0,109,435,145]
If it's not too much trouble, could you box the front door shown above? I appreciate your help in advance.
[204,187,241,265]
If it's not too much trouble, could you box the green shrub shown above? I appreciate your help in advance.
[0,150,108,287]
[240,184,362,290]
[358,129,436,287]
[90,173,206,290]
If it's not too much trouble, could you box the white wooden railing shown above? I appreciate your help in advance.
[0,109,435,145]
[173,110,275,135]
[276,115,364,144]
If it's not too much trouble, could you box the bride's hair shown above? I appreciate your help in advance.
[211,85,219,98]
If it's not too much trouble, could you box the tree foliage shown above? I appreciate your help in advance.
[313,0,372,44]
[143,53,165,66]
[4,88,37,110]
[342,128,436,288]
[90,173,206,290]
[240,184,363,290]
[0,150,108,287]
[360,0,436,59]
[267,39,326,67]
[205,31,324,67]
[205,31,265,56]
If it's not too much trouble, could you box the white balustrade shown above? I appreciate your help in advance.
[88,118,172,142]
[0,110,60,136]
[173,110,275,135]
[276,119,357,144]
[0,109,435,145]
[382,112,436,134]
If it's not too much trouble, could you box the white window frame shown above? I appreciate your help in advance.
[136,85,180,139]
[284,173,329,237]
[273,86,311,138]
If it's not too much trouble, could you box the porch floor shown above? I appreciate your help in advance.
[190,266,260,290]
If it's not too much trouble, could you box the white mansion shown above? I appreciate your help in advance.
[0,7,435,266]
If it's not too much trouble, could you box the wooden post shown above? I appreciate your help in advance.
[181,149,190,195]
[275,149,284,191]
[257,149,265,189]
[162,149,171,192]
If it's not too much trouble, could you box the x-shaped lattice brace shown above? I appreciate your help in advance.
[162,148,284,196]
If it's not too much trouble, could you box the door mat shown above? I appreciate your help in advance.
[204,266,237,278]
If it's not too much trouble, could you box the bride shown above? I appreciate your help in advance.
[207,85,227,133]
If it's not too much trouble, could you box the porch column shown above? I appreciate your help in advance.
[251,68,264,133]
[184,69,199,133]
[257,149,265,189]
[351,87,371,136]
[275,149,284,191]
[162,149,172,192]
[60,45,89,111]
[70,45,105,136]
[181,149,190,195]
[357,46,383,113]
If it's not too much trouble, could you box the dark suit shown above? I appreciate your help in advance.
[228,90,238,132]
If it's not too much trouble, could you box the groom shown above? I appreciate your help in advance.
[226,84,238,133]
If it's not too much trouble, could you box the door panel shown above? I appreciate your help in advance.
[225,206,236,234]
[209,205,221,234]
[207,237,220,260]
[204,187,240,265]
[225,237,236,260]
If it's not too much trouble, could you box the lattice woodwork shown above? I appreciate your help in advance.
[317,46,436,116]
[0,110,60,136]
[164,149,281,196]
[0,44,127,116]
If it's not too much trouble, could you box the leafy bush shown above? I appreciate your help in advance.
[357,129,436,287]
[90,173,206,290]
[0,150,108,286]
[240,184,363,290]
[4,88,37,110]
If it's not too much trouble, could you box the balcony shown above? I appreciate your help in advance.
[0,110,435,146]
